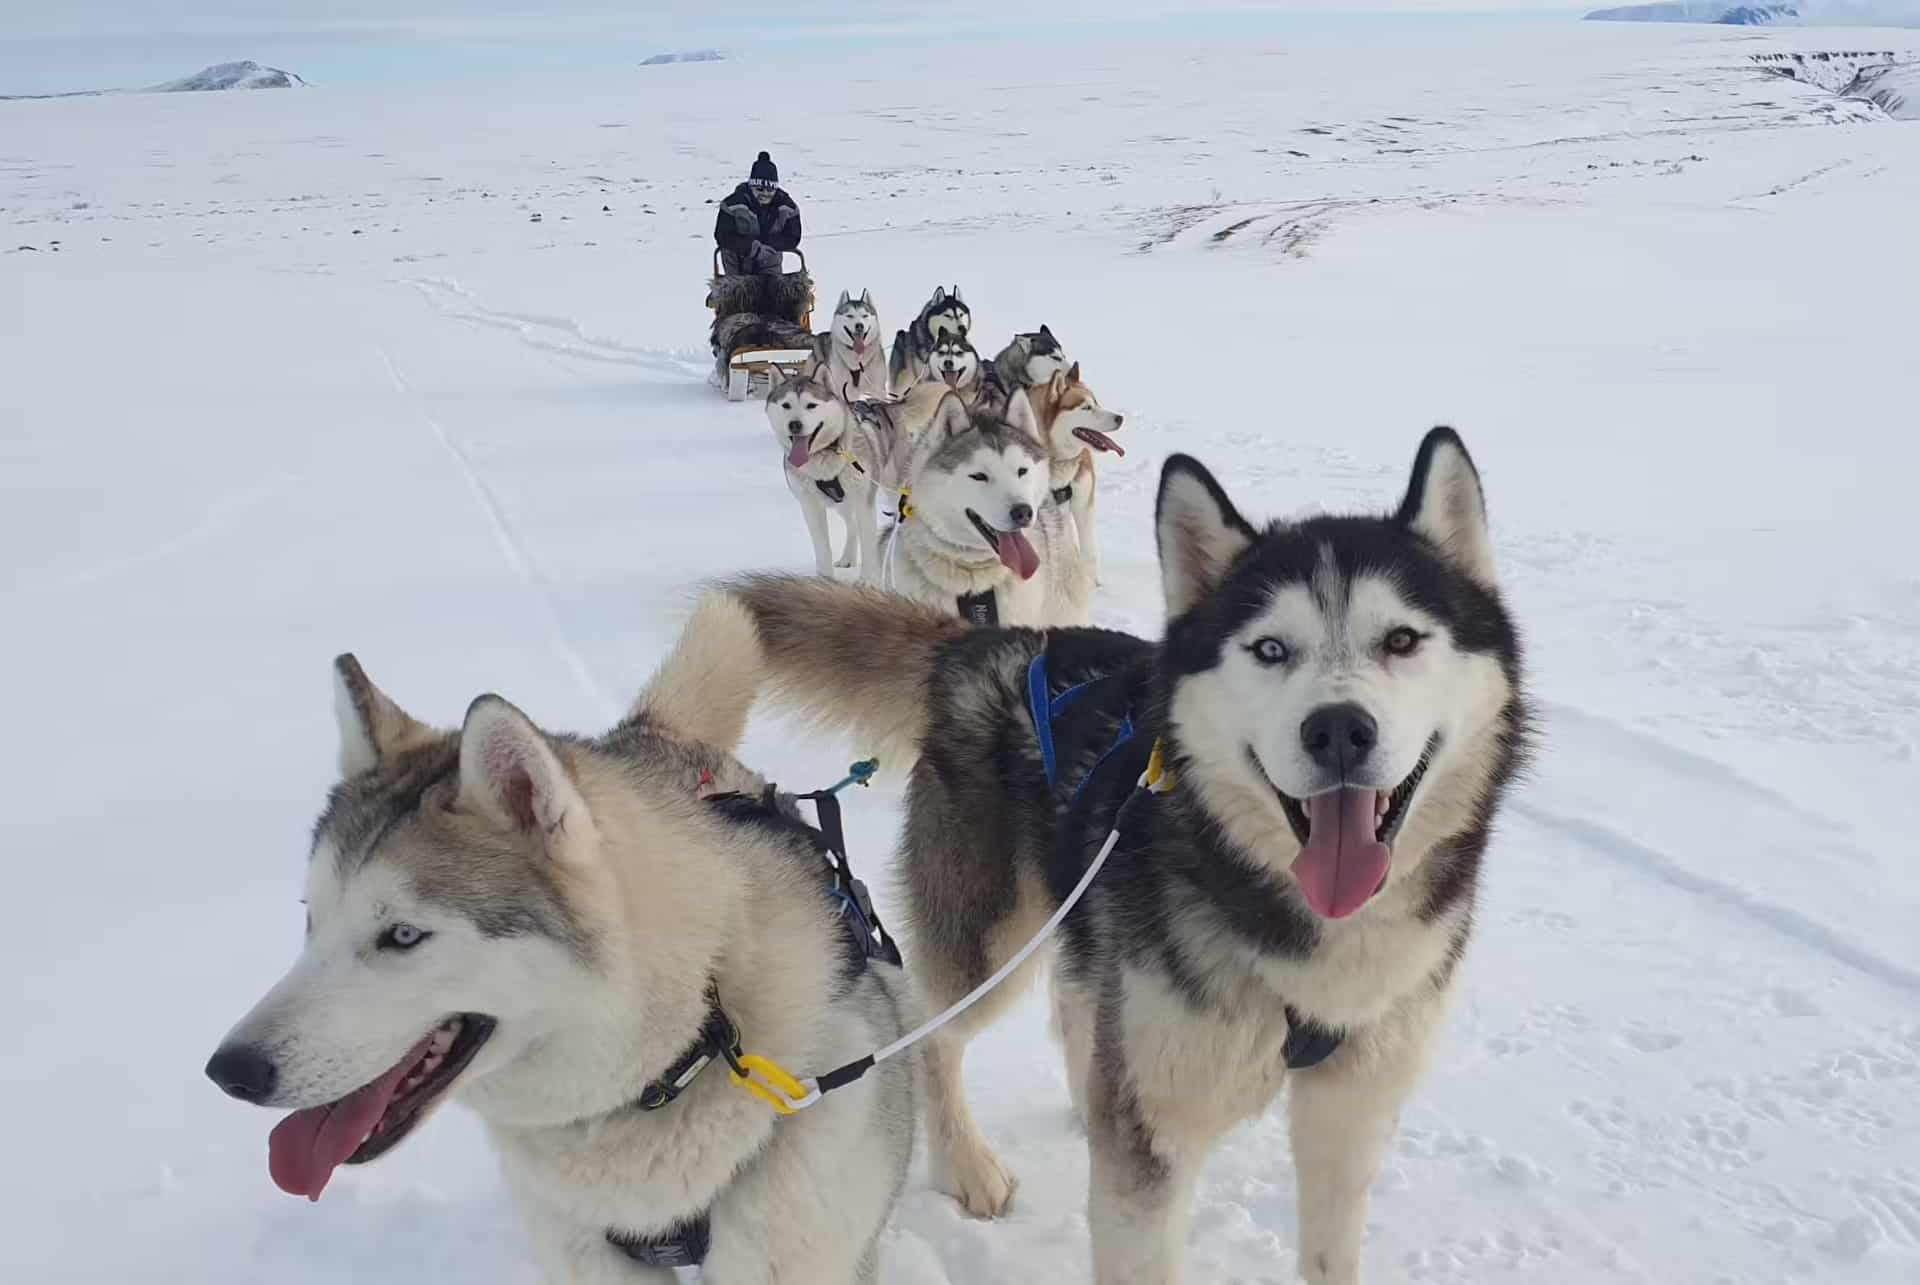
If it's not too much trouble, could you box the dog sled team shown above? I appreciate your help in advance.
[770,284,1126,630]
[207,252,1532,1282]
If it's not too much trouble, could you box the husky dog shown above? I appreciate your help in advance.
[808,289,889,402]
[1025,362,1125,584]
[677,428,1529,1284]
[203,616,918,1285]
[990,324,1069,390]
[889,285,972,395]
[920,333,984,401]
[879,389,1089,628]
[766,371,903,581]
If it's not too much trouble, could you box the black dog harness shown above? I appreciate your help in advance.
[605,783,899,1270]
[1025,652,1345,1071]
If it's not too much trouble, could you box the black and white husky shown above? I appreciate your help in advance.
[807,289,889,402]
[989,324,1069,390]
[888,285,972,395]
[674,428,1530,1284]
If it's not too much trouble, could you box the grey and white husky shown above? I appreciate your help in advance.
[675,428,1530,1284]
[807,289,888,402]
[880,388,1090,628]
[766,371,903,581]
[888,285,972,395]
[203,613,917,1284]
[989,324,1069,390]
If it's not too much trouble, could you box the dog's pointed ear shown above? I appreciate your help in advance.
[1002,384,1041,438]
[1394,427,1496,586]
[1047,369,1070,397]
[931,286,947,304]
[457,696,590,854]
[1156,456,1257,618]
[860,288,873,307]
[952,284,964,303]
[836,288,850,309]
[932,394,974,441]
[1066,361,1081,382]
[1040,323,1054,341]
[333,655,432,777]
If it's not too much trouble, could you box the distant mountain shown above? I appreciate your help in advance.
[147,61,307,92]
[1587,1,1920,23]
[640,50,725,67]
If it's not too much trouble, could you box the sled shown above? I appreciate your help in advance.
[707,248,815,402]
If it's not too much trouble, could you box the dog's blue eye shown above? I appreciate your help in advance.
[1248,637,1290,666]
[1383,627,1424,657]
[379,923,430,951]
[970,472,988,483]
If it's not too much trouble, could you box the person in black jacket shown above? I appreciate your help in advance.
[715,151,802,276]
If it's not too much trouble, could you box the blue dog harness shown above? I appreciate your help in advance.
[1026,653,1137,806]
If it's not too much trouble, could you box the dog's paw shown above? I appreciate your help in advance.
[835,555,856,569]
[936,1145,1018,1219]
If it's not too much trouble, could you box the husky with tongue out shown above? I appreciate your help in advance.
[878,386,1092,629]
[203,610,917,1283]
[671,427,1530,1284]
[806,288,889,402]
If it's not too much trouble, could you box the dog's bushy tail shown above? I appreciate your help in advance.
[657,573,968,764]
[634,593,766,752]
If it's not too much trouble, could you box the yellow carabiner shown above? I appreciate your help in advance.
[1145,739,1175,794]
[730,1053,815,1116]
[895,487,914,521]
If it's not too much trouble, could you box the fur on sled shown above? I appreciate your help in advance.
[707,271,814,326]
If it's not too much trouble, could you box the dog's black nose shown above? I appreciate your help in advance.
[1300,703,1377,774]
[205,1044,278,1104]
[1008,503,1034,528]
[788,420,803,433]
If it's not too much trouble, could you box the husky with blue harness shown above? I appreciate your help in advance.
[675,428,1532,1285]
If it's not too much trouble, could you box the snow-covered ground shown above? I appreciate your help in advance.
[5,17,1920,1285]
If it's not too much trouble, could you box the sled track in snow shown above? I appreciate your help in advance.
[1515,801,1920,1000]
[377,345,619,723]
[406,277,709,377]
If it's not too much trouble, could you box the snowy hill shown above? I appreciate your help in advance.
[1753,48,1920,115]
[1589,0,1920,23]
[147,61,306,92]
[639,49,725,66]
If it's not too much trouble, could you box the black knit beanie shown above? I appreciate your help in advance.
[749,151,778,184]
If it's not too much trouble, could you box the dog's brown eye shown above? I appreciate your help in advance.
[1017,467,1029,477]
[970,472,988,482]
[805,403,818,410]
[1384,627,1423,657]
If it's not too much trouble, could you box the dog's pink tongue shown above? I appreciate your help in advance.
[266,1046,420,1202]
[1292,787,1391,920]
[995,529,1041,580]
[787,437,810,468]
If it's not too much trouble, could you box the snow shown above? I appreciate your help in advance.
[5,16,1920,1285]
